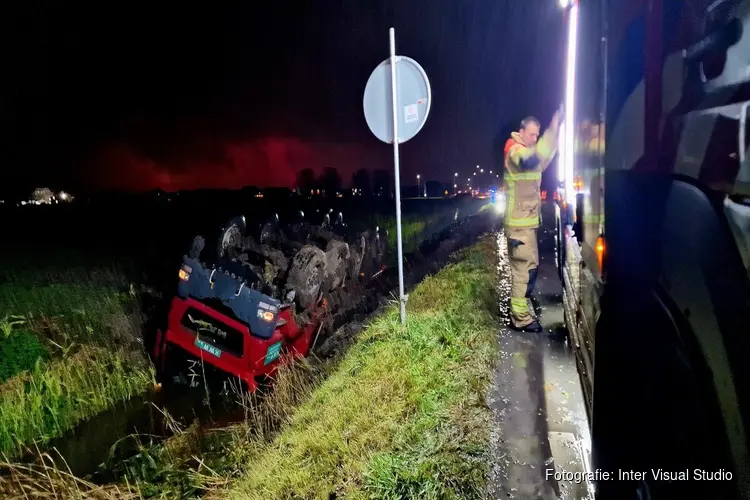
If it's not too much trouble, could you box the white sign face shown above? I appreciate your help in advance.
[363,55,431,144]
[404,103,418,123]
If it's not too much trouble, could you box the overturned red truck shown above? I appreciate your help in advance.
[152,213,388,392]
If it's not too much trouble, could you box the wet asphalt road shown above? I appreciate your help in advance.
[488,223,593,500]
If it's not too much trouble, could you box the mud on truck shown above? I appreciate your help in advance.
[152,211,389,393]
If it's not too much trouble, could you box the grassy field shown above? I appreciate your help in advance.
[0,264,155,458]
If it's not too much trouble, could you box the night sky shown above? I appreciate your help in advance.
[1,1,563,197]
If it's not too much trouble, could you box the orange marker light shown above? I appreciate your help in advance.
[262,311,275,322]
[595,235,606,272]
[178,269,190,281]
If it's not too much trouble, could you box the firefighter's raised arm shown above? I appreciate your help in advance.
[507,111,561,172]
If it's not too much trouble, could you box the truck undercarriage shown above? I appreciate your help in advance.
[152,213,389,392]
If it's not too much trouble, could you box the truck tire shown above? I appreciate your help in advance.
[259,214,281,246]
[325,239,350,291]
[377,227,389,259]
[348,235,366,280]
[217,216,246,259]
[359,230,379,278]
[286,245,326,310]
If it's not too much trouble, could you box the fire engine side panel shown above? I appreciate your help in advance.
[559,0,606,415]
[575,0,606,365]
[598,0,750,493]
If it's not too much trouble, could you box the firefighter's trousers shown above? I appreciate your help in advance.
[506,227,539,328]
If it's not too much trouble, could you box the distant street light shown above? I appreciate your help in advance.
[480,169,484,173]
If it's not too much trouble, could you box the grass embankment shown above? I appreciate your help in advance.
[373,201,490,257]
[0,263,155,458]
[220,237,498,499]
[374,216,427,256]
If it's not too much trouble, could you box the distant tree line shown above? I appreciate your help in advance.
[295,168,392,196]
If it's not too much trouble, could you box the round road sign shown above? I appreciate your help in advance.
[363,56,432,144]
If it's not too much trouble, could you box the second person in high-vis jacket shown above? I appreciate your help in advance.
[503,112,561,332]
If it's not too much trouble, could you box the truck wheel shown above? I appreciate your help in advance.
[325,240,350,291]
[217,216,246,259]
[286,245,326,310]
[348,235,366,280]
[377,227,389,258]
[368,228,386,269]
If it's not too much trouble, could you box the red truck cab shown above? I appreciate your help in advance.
[153,254,326,393]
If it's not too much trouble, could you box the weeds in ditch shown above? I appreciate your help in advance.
[0,345,155,458]
[0,445,139,499]
[0,261,156,457]
[79,355,331,498]
[0,315,50,383]
[0,281,138,345]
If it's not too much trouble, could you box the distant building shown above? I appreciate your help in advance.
[57,191,73,202]
[31,188,54,204]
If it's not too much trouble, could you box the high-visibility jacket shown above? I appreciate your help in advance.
[503,129,558,229]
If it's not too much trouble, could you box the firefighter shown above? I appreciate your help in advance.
[503,112,561,332]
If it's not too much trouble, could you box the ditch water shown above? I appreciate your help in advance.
[25,210,496,483]
[23,384,244,482]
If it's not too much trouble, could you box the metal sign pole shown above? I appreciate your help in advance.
[363,28,431,327]
[389,27,407,325]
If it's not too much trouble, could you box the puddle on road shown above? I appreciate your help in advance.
[488,228,593,500]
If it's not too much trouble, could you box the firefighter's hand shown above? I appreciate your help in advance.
[550,110,562,132]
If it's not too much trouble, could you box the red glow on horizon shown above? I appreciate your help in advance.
[86,136,368,192]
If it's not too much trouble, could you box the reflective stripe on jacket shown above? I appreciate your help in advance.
[503,129,558,228]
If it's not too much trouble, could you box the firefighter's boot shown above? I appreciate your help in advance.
[507,228,540,331]
[510,318,543,333]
